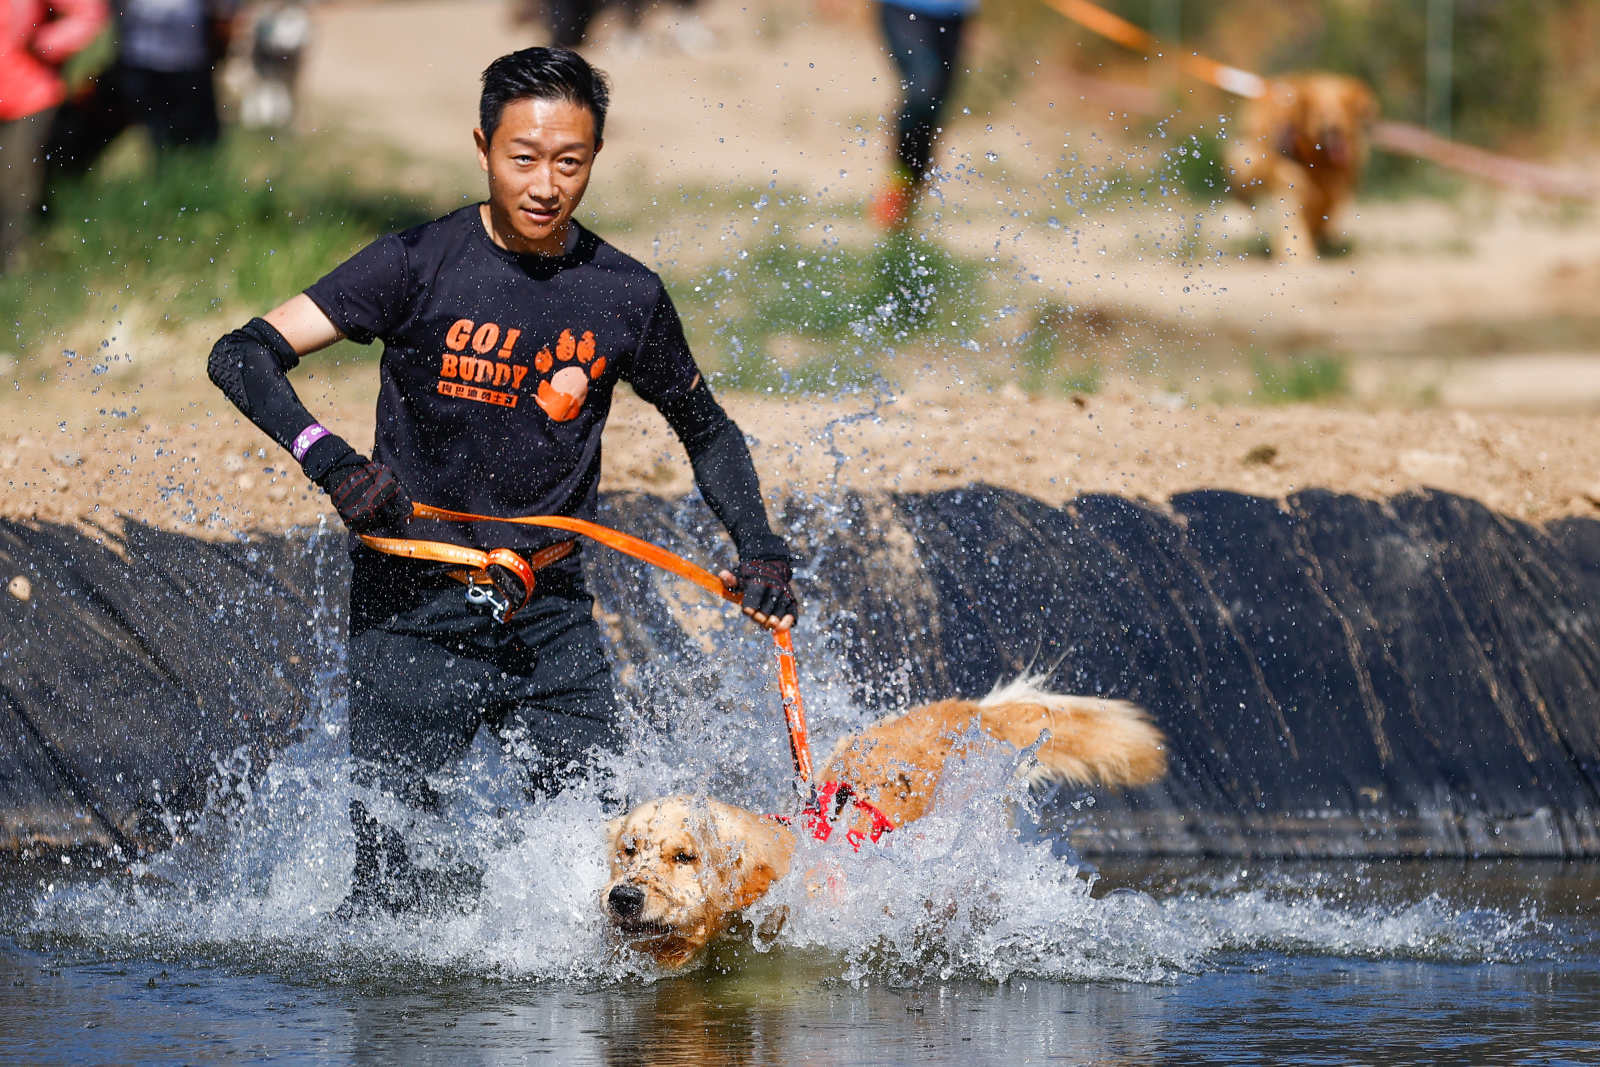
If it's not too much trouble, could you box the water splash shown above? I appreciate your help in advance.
[20,659,1548,988]
[11,518,1552,987]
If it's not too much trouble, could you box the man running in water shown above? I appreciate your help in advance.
[207,47,798,918]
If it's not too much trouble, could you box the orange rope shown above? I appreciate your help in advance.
[1038,0,1266,98]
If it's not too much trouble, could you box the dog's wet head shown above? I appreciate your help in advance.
[603,796,791,968]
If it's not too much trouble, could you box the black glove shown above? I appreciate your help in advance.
[299,433,412,533]
[730,558,798,623]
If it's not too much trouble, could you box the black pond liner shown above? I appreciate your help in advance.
[4,486,1600,860]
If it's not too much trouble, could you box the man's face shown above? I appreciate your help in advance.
[475,96,601,256]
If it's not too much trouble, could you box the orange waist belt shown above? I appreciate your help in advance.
[358,531,575,623]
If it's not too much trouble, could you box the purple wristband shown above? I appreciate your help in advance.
[291,422,331,462]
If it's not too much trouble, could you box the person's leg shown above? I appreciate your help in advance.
[342,559,508,914]
[873,4,967,226]
[544,0,601,48]
[880,4,966,180]
[0,110,53,272]
[488,592,624,804]
[42,65,134,187]
[143,68,222,157]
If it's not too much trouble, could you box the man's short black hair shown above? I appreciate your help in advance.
[480,47,611,145]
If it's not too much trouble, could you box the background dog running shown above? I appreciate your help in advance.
[603,678,1167,968]
[1226,72,1379,257]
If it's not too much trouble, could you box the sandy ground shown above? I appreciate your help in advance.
[3,0,1598,539]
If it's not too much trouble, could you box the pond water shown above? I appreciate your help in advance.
[5,846,1598,1064]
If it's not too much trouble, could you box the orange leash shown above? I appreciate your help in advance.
[1038,0,1267,98]
[365,502,815,788]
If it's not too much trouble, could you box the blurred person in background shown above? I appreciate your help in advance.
[513,0,710,55]
[870,0,974,229]
[235,0,311,129]
[0,0,108,271]
[45,0,237,179]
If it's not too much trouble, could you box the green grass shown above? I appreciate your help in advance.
[1250,350,1349,403]
[0,120,1411,409]
[1157,130,1230,204]
[1,131,442,360]
[666,230,991,394]
[1018,300,1101,395]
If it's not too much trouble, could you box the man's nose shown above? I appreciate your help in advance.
[527,165,558,199]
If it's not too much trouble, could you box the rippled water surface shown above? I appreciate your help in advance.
[6,842,1599,1064]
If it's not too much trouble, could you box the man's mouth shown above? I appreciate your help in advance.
[521,205,560,225]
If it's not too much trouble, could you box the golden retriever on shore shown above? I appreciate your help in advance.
[1226,72,1378,256]
[602,679,1167,968]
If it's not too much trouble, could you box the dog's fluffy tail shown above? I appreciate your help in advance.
[977,676,1167,789]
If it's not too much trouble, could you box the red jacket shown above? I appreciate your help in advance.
[0,0,108,121]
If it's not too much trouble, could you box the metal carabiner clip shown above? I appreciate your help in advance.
[464,577,513,624]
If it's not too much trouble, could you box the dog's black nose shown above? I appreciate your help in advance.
[608,883,645,919]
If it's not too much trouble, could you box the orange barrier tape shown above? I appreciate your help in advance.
[403,502,815,787]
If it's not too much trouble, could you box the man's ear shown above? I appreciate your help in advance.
[474,127,491,172]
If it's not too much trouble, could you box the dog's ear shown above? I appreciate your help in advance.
[1344,81,1378,125]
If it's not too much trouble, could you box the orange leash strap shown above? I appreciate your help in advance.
[1038,0,1267,98]
[412,503,730,600]
[405,501,816,788]
[773,628,813,784]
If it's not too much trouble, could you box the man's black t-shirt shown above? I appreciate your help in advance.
[305,205,701,555]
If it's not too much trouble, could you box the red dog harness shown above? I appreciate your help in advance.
[769,779,896,852]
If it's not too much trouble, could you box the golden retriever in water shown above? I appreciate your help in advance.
[603,679,1167,968]
[1225,72,1378,256]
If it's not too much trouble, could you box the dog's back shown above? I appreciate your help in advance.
[823,679,1166,828]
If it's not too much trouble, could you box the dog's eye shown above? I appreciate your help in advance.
[673,851,697,864]
[620,844,636,857]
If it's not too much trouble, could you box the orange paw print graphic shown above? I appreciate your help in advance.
[533,329,606,422]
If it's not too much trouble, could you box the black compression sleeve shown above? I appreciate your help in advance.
[657,382,791,562]
[206,317,320,456]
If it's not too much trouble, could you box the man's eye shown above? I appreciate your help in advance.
[673,851,697,864]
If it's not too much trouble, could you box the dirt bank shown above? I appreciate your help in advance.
[3,0,1597,536]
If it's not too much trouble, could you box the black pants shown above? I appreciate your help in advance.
[541,0,697,47]
[878,2,968,179]
[347,551,622,809]
[45,62,221,182]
